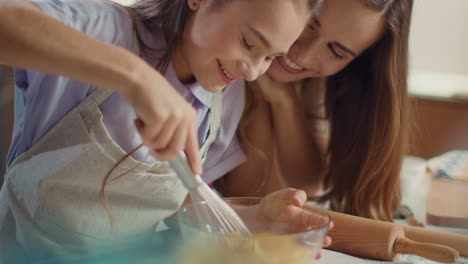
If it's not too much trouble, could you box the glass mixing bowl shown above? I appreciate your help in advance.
[175,197,330,264]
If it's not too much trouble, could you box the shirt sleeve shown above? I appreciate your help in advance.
[7,0,134,166]
[202,81,247,183]
[22,0,135,97]
[202,138,246,184]
[31,0,133,47]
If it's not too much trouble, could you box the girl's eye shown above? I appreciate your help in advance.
[265,56,275,61]
[242,37,254,50]
[328,43,346,60]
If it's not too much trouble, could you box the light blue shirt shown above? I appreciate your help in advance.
[8,0,246,182]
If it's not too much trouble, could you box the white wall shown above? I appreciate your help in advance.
[408,0,468,98]
[409,0,468,75]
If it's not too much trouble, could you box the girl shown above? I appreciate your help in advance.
[0,0,326,262]
[218,0,414,222]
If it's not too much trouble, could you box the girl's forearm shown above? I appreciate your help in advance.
[0,0,147,96]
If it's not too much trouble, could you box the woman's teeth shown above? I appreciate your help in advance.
[282,54,303,71]
[220,62,235,80]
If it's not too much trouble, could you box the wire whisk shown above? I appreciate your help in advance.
[169,153,251,236]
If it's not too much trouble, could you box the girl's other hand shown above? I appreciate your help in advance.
[125,66,203,175]
[242,188,333,260]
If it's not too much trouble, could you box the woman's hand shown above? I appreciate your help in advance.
[125,66,202,175]
[240,188,333,260]
[255,74,299,107]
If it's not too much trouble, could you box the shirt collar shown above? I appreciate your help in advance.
[165,63,214,107]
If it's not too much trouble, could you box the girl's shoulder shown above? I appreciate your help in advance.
[33,0,134,48]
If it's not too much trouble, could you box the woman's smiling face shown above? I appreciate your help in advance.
[174,0,312,92]
[267,0,386,83]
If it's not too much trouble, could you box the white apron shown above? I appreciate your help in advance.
[0,66,223,262]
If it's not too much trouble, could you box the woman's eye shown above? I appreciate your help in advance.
[307,24,317,33]
[328,44,346,60]
[265,55,275,61]
[333,51,345,60]
[242,37,254,50]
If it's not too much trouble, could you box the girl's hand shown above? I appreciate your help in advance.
[240,188,333,260]
[124,66,202,175]
[255,74,299,107]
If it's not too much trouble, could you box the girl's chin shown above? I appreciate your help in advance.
[204,83,225,93]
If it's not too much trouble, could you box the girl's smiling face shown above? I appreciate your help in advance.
[173,0,312,92]
[267,0,386,83]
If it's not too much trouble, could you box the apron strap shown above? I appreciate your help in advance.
[199,92,223,163]
[88,88,114,106]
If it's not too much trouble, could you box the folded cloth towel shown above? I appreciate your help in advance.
[428,150,468,182]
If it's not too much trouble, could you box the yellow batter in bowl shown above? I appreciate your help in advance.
[176,232,314,264]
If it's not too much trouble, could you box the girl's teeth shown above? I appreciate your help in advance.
[224,70,234,79]
[283,55,303,70]
[220,62,234,79]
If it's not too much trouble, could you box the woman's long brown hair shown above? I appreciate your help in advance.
[239,0,414,221]
[321,0,414,221]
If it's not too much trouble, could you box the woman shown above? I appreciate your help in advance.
[218,0,414,222]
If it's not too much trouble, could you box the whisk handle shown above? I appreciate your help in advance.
[168,153,203,190]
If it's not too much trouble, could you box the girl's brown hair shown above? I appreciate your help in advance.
[240,0,414,221]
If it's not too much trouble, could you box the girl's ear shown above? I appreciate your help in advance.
[187,0,202,11]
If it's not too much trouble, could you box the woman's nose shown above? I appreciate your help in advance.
[290,35,323,68]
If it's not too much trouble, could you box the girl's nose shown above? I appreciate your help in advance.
[239,60,266,81]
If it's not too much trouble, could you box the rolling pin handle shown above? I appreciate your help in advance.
[394,237,460,263]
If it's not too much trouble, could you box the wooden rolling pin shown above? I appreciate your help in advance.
[303,206,460,263]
